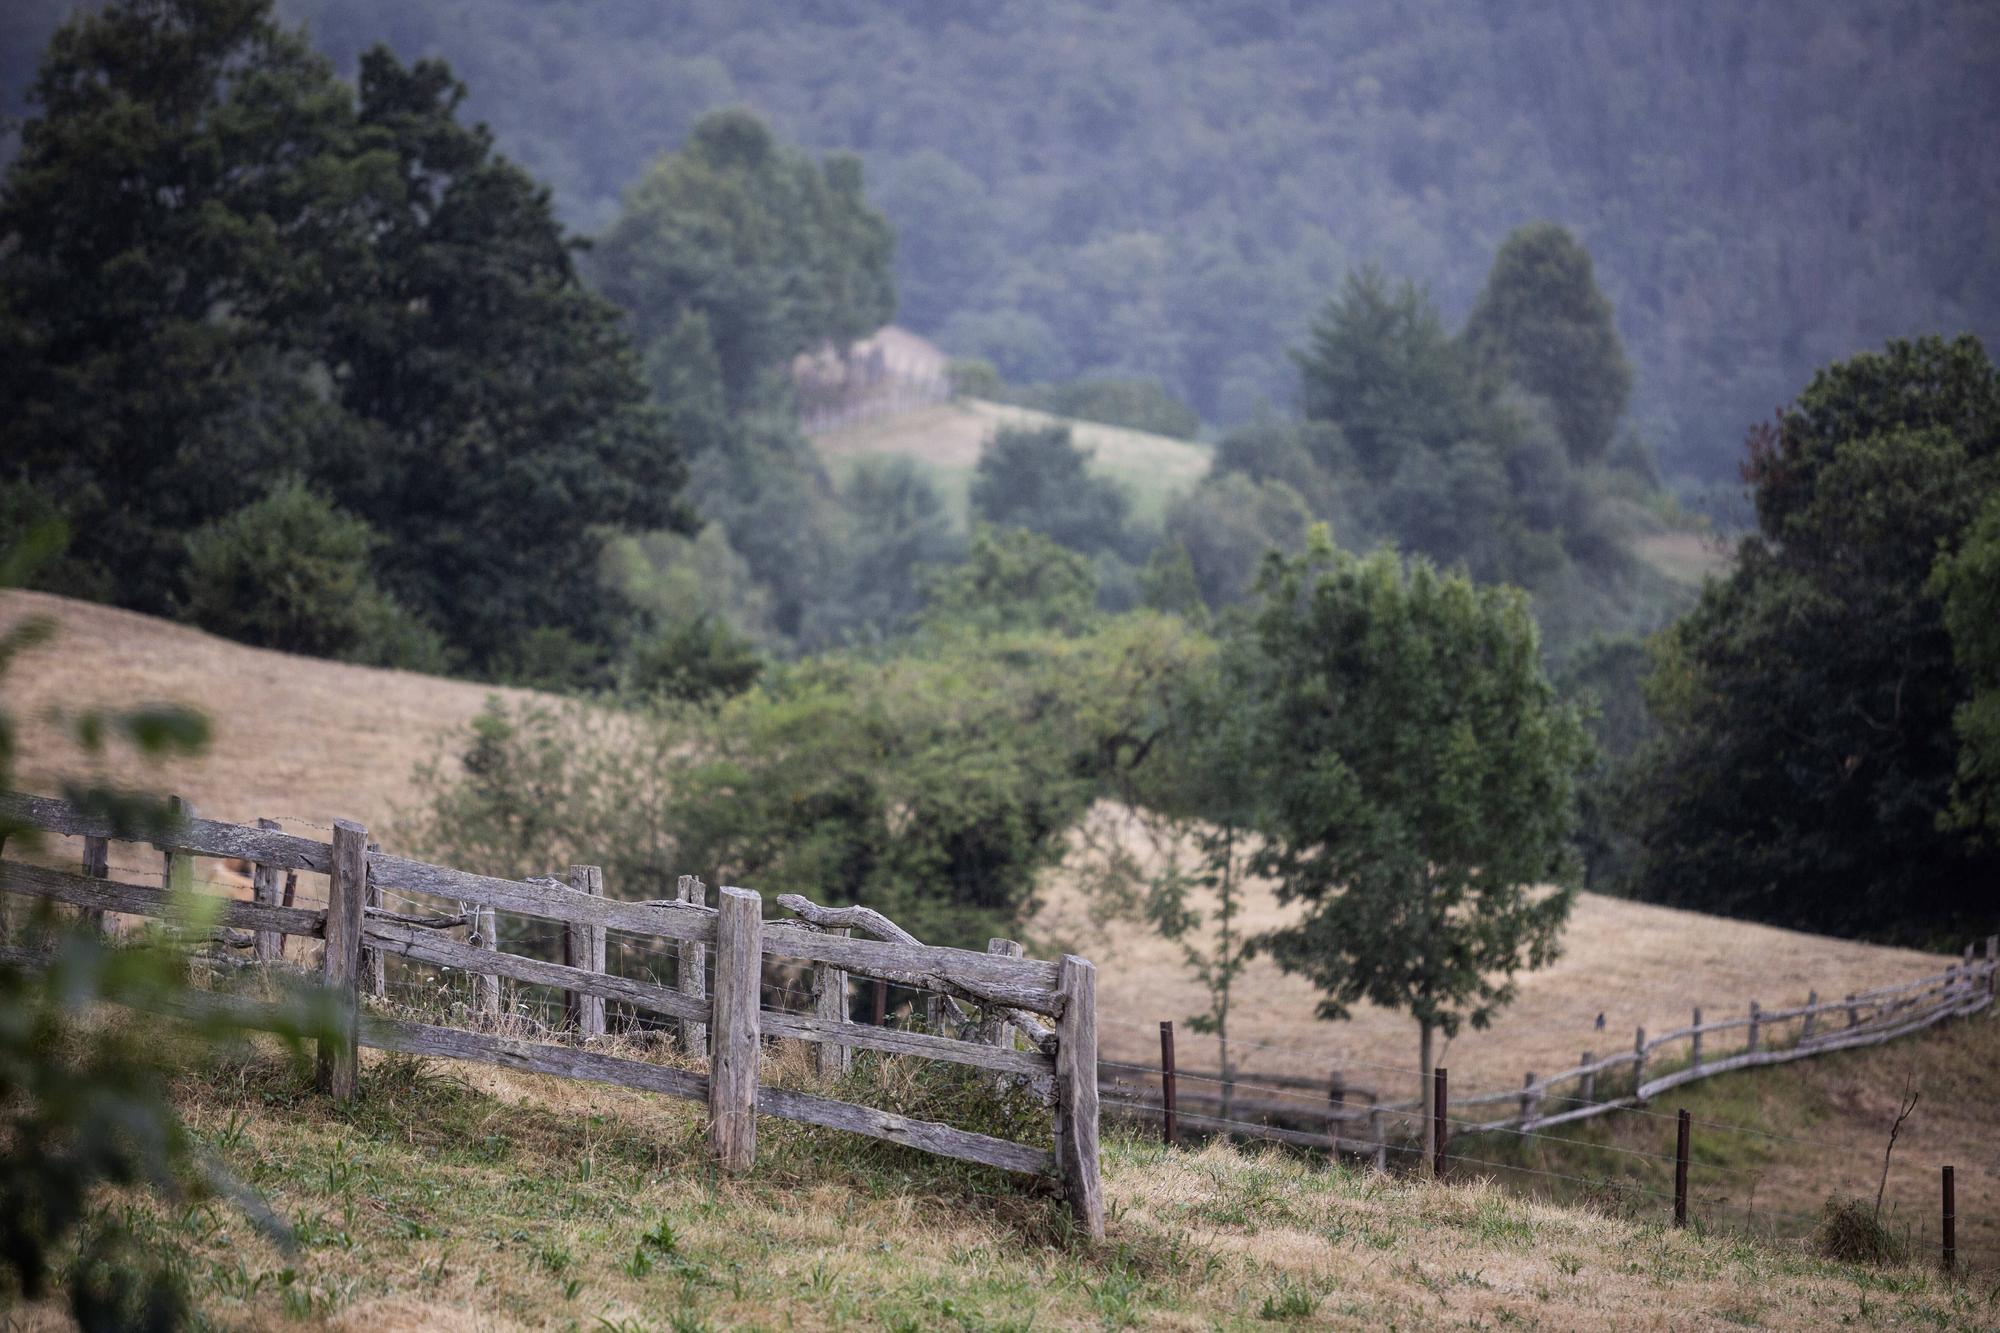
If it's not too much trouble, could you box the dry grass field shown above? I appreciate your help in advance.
[810,396,1214,527]
[4,1037,1989,1330]
[1030,807,1951,1107]
[1,588,517,832]
[6,589,1997,1318]
[5,586,1956,1105]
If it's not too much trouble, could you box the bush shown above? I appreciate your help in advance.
[623,615,763,702]
[1812,1198,1909,1266]
[183,481,448,670]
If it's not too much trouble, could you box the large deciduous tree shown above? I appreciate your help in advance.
[0,0,687,671]
[1245,531,1591,1111]
[1621,336,2000,938]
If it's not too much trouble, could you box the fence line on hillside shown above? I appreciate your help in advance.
[1098,944,1997,1171]
[0,791,1104,1237]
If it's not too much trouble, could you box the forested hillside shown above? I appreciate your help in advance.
[9,0,1988,486]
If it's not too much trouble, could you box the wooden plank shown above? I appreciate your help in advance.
[252,819,284,962]
[0,860,326,937]
[768,892,1064,1024]
[362,919,706,1025]
[1053,954,1103,1239]
[762,1008,1053,1078]
[0,790,331,871]
[564,865,606,1039]
[759,1085,1054,1176]
[760,922,1063,1016]
[316,820,367,1100]
[360,1016,1052,1177]
[361,1014,709,1103]
[710,885,762,1171]
[368,851,717,941]
[811,926,851,1080]
[678,875,708,1058]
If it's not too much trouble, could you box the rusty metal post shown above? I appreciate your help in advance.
[1674,1109,1691,1228]
[1943,1165,1956,1275]
[1432,1066,1449,1182]
[1160,1020,1179,1148]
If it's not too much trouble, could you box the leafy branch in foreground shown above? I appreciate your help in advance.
[1,523,337,1326]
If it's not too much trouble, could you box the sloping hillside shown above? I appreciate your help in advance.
[0,589,519,832]
[1030,808,1950,1107]
[7,1039,1983,1330]
[810,396,1213,528]
[5,588,1951,1100]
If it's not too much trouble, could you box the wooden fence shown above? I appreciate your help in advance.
[1101,944,1999,1162]
[0,792,1103,1237]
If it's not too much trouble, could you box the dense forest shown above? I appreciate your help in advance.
[9,0,1992,490]
[4,0,1996,956]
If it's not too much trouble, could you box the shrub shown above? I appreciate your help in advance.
[1812,1198,1908,1267]
[183,480,447,670]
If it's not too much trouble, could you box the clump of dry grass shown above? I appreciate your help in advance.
[1813,1197,1910,1266]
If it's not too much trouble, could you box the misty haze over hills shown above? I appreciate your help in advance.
[6,0,1996,486]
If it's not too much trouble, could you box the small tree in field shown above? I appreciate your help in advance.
[1245,530,1591,1123]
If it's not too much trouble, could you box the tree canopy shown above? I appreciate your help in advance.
[61,0,1987,485]
[0,0,688,673]
[1243,532,1591,1087]
[1619,336,2000,938]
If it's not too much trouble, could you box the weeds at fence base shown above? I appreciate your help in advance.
[1813,1197,1909,1266]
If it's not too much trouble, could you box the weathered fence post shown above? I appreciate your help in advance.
[81,834,109,935]
[161,795,194,897]
[1801,990,1818,1041]
[1519,1071,1539,1124]
[1674,1109,1691,1228]
[1368,1105,1387,1171]
[470,904,500,1022]
[1579,1051,1596,1105]
[252,818,284,963]
[1328,1068,1346,1154]
[1632,1027,1647,1099]
[1746,1001,1760,1053]
[1432,1066,1449,1182]
[1053,954,1104,1238]
[316,819,367,1100]
[678,875,708,1059]
[979,939,1024,1054]
[709,885,762,1172]
[1986,935,1999,999]
[565,865,606,1039]
[1942,1165,1956,1275]
[361,839,385,1000]
[1160,1019,1179,1148]
[813,927,852,1079]
[1690,1007,1703,1069]
[1845,992,1860,1028]
[872,978,888,1026]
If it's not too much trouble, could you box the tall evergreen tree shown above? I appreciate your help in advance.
[1462,222,1633,465]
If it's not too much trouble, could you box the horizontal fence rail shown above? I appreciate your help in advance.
[0,791,1103,1237]
[1100,946,1998,1164]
